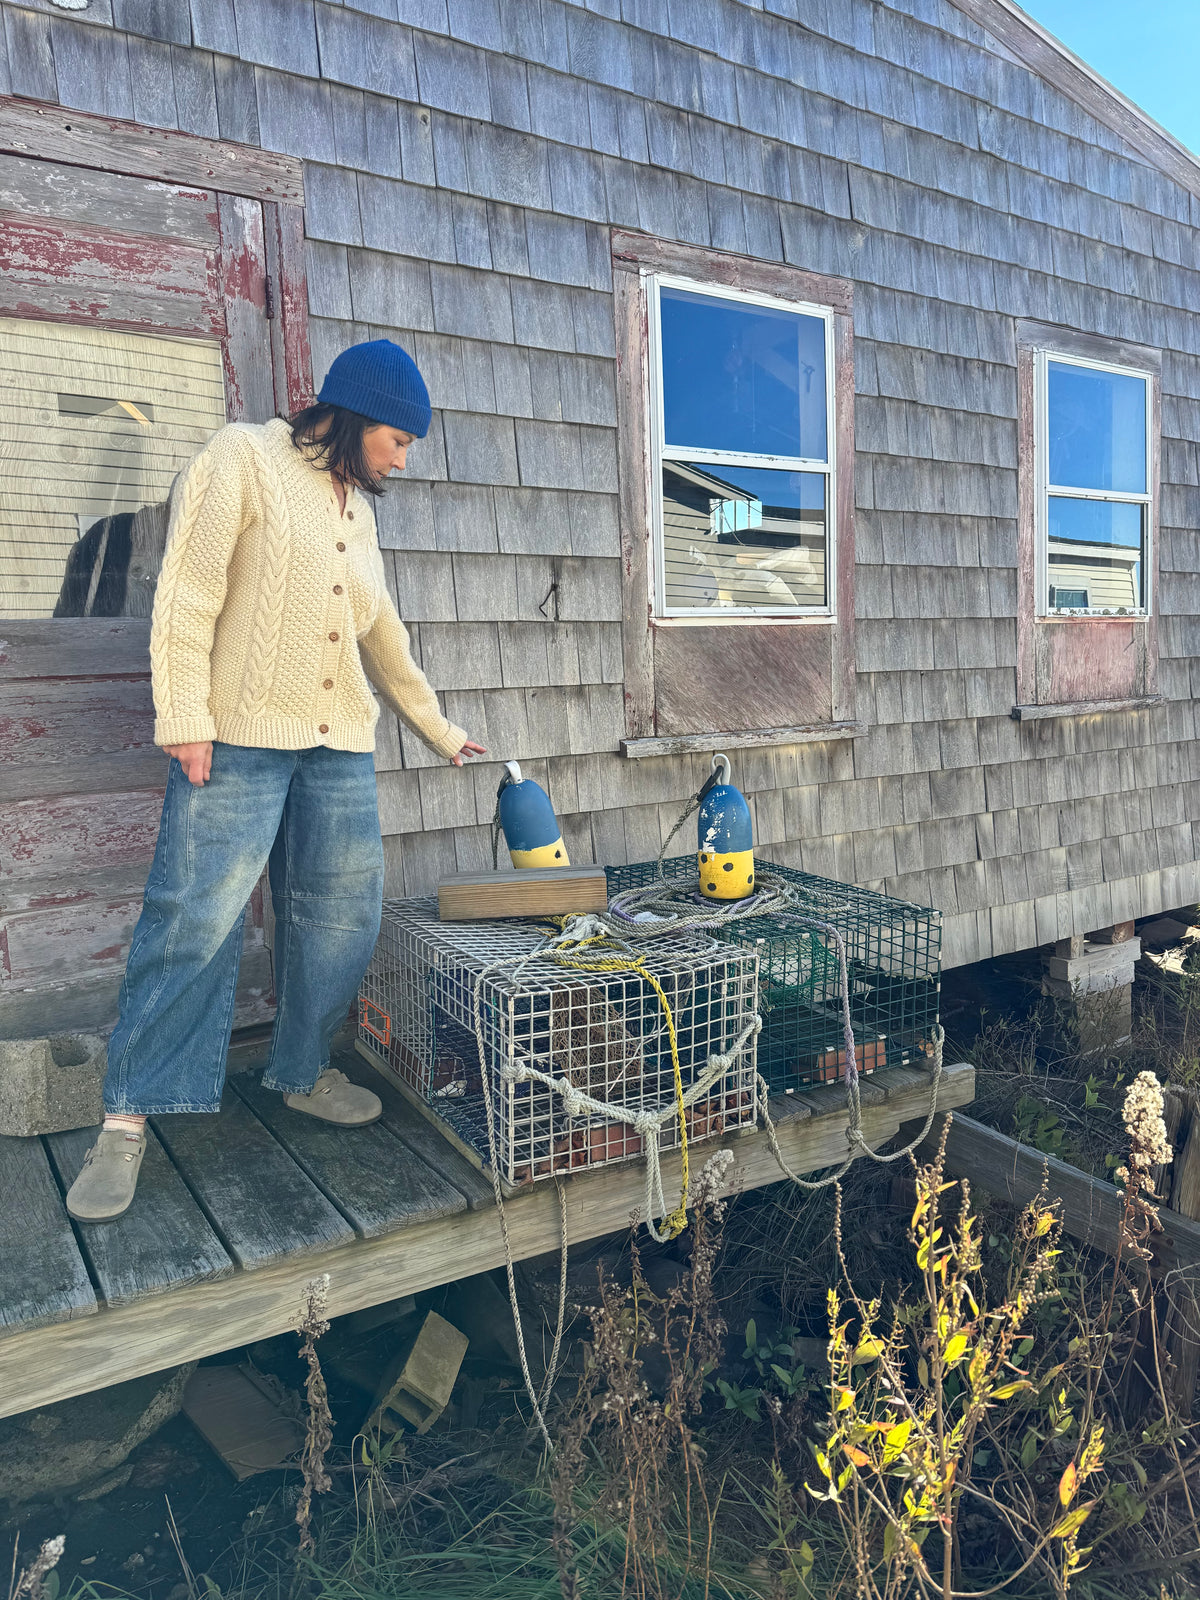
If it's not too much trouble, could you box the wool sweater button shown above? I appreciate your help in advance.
[346,512,355,521]
[329,631,339,642]
[333,584,343,594]
[319,724,329,734]
[323,679,333,689]
[336,541,346,552]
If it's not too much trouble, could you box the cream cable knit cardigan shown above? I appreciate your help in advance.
[150,418,468,760]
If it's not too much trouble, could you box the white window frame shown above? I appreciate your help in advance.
[1035,347,1153,619]
[648,273,838,622]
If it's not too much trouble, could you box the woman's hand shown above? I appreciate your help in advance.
[451,740,487,768]
[164,741,213,786]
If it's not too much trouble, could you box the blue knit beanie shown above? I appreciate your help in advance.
[317,338,432,438]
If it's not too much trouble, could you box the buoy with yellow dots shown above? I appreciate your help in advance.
[497,760,570,869]
[697,752,755,900]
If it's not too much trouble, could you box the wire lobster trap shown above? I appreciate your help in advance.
[357,897,759,1188]
[606,857,941,1094]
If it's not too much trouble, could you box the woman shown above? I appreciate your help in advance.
[66,339,484,1222]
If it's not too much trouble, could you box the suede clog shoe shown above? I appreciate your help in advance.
[65,1128,146,1222]
[283,1068,382,1126]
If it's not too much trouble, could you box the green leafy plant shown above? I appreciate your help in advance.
[809,1122,1103,1599]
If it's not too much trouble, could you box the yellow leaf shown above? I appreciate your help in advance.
[1050,1504,1092,1540]
[836,1386,855,1411]
[990,1380,1033,1400]
[1059,1461,1078,1507]
[852,1338,884,1365]
[918,1357,930,1388]
[943,1333,968,1366]
[882,1418,913,1464]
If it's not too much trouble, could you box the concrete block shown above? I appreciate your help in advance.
[368,1310,469,1434]
[0,1034,106,1137]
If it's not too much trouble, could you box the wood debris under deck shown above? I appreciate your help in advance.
[0,1049,974,1419]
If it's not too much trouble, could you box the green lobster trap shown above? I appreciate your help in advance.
[606,857,941,1093]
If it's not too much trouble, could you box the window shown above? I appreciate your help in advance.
[1014,321,1161,716]
[1037,352,1152,618]
[612,232,857,754]
[0,318,227,619]
[651,280,836,617]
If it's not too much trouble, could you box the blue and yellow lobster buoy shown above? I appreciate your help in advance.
[697,753,754,900]
[497,760,570,869]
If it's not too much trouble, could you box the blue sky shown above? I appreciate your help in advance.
[1024,1,1200,155]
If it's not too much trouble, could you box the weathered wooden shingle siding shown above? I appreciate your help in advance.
[8,0,1200,967]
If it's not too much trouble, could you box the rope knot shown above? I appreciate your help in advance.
[559,1081,588,1119]
[633,1110,661,1137]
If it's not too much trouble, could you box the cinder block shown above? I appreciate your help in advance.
[368,1310,469,1434]
[0,1035,106,1137]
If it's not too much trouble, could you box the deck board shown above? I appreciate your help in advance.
[152,1097,357,1269]
[0,1135,96,1335]
[0,1062,975,1415]
[333,1047,496,1209]
[232,1077,468,1239]
[45,1124,234,1308]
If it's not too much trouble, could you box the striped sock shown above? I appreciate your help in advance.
[103,1114,147,1136]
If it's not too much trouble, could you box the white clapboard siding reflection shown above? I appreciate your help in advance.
[0,318,226,618]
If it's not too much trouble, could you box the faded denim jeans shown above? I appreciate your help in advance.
[104,742,384,1114]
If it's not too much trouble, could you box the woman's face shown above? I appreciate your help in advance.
[362,424,414,480]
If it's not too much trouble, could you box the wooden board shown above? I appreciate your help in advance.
[151,1097,356,1271]
[438,864,608,921]
[0,96,305,205]
[232,1077,467,1240]
[0,1063,974,1415]
[335,1048,496,1210]
[623,722,865,758]
[182,1365,304,1480]
[0,1135,96,1337]
[45,1124,233,1309]
[927,1113,1200,1275]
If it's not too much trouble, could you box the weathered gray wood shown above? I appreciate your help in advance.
[45,1124,234,1308]
[611,228,854,314]
[217,192,276,422]
[232,1076,468,1239]
[926,1113,1200,1275]
[622,722,866,758]
[152,1097,357,1270]
[946,0,1200,205]
[0,1061,974,1412]
[336,1047,496,1209]
[0,94,304,203]
[0,152,218,245]
[612,262,655,740]
[0,620,151,679]
[1011,697,1165,721]
[0,1136,96,1337]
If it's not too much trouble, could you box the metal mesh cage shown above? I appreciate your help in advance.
[606,857,941,1093]
[358,897,759,1186]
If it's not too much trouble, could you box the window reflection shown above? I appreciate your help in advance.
[1048,360,1147,494]
[0,318,226,620]
[1047,498,1143,612]
[660,288,828,460]
[662,462,826,611]
[1043,355,1151,615]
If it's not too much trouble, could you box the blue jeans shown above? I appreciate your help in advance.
[104,742,384,1114]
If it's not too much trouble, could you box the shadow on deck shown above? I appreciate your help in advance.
[0,1049,974,1419]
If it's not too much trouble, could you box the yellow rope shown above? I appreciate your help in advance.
[551,945,690,1238]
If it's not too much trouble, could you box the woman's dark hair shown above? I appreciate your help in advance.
[288,403,390,496]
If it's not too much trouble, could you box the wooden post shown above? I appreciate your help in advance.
[1163,1090,1200,1414]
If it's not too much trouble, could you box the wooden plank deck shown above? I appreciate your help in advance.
[0,1050,974,1419]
